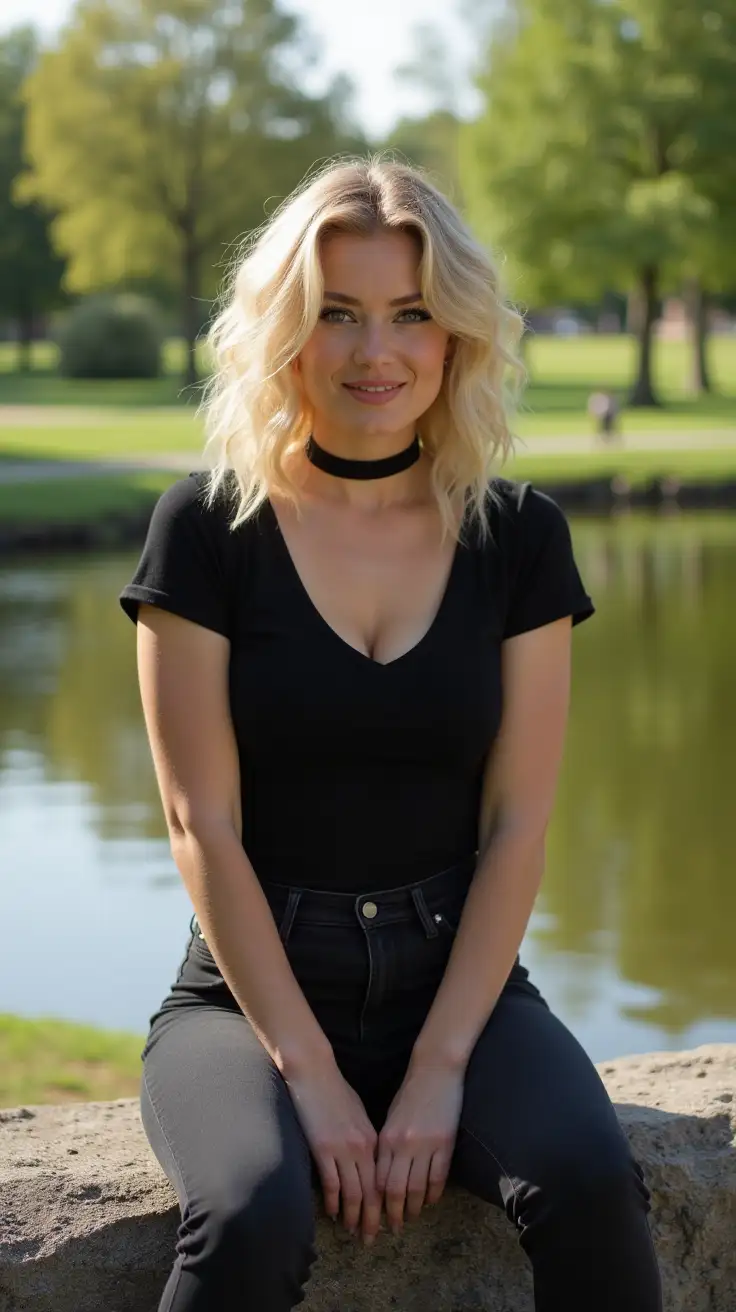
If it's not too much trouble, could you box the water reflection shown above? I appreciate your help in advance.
[1,512,735,1055]
[541,514,736,1037]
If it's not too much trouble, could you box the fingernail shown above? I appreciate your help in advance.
[363,1234,375,1247]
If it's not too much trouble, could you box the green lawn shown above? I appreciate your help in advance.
[0,416,201,462]
[0,1013,145,1108]
[509,445,736,485]
[518,334,736,434]
[0,471,178,525]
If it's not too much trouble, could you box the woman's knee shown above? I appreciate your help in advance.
[188,1159,317,1303]
[213,1160,314,1250]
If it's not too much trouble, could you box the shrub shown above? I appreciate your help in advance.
[57,295,163,379]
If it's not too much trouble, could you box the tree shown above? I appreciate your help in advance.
[382,21,479,207]
[462,0,736,407]
[384,109,466,208]
[0,26,66,372]
[17,0,365,389]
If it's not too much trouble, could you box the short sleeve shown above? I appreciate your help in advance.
[118,474,230,636]
[503,485,594,639]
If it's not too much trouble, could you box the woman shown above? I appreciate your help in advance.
[119,157,662,1312]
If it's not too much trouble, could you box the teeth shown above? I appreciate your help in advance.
[351,385,398,393]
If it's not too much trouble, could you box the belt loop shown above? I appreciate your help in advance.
[411,887,439,939]
[278,889,302,946]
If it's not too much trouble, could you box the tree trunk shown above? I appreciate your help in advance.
[181,235,200,391]
[628,265,661,407]
[684,276,712,394]
[16,312,34,373]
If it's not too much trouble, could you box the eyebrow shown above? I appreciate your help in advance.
[322,292,424,307]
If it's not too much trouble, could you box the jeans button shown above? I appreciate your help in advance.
[361,900,378,920]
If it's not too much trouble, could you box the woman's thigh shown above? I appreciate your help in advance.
[451,981,643,1214]
[141,1005,316,1236]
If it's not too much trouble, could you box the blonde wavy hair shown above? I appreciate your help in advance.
[199,154,525,540]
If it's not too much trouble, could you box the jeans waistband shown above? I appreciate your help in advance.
[259,854,478,942]
[190,854,478,946]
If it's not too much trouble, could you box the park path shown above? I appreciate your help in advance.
[0,428,735,484]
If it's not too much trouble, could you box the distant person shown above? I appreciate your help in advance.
[120,157,662,1312]
[588,388,621,441]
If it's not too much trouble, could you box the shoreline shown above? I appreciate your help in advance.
[1,473,736,555]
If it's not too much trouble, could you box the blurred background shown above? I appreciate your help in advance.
[1,0,735,1108]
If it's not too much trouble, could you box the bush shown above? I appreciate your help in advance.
[57,295,164,379]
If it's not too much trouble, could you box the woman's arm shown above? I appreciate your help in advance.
[409,614,574,1072]
[375,615,575,1233]
[136,603,333,1077]
[136,603,385,1241]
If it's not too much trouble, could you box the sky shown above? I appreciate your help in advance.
[0,0,479,138]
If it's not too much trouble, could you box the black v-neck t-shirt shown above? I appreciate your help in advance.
[119,472,594,892]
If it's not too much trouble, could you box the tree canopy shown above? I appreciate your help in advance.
[462,0,736,404]
[18,0,366,384]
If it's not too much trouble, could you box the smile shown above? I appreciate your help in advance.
[343,382,406,405]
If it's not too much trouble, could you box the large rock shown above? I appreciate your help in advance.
[1,1044,735,1312]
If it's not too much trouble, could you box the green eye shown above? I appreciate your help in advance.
[319,307,353,323]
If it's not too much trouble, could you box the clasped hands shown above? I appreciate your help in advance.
[287,1056,465,1246]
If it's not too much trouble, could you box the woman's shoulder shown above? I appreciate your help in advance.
[482,476,571,549]
[151,469,234,523]
[147,470,260,547]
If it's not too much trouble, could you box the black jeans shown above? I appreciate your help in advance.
[140,857,662,1312]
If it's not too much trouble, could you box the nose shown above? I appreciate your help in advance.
[352,320,396,367]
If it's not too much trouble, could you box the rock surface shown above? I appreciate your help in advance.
[1,1044,735,1312]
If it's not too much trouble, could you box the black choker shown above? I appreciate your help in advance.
[305,434,420,481]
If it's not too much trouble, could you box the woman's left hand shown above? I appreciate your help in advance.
[376,1061,465,1235]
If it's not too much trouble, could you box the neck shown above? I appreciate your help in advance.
[310,422,417,464]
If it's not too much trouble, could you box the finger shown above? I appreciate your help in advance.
[425,1148,451,1206]
[405,1151,432,1221]
[337,1157,363,1234]
[356,1155,382,1244]
[375,1137,393,1194]
[317,1154,341,1220]
[383,1151,412,1234]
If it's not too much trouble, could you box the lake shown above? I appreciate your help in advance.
[1,510,735,1064]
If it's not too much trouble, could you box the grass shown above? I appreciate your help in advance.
[508,445,736,485]
[0,1013,145,1108]
[517,334,736,434]
[0,471,178,525]
[0,416,202,461]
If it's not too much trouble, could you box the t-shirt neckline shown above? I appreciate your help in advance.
[264,498,463,670]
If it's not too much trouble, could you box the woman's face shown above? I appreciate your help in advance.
[295,228,452,451]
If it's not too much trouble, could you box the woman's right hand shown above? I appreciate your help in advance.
[285,1061,382,1244]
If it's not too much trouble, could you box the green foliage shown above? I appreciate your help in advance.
[384,110,466,208]
[0,26,66,362]
[462,0,736,304]
[16,0,367,381]
[56,295,164,379]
